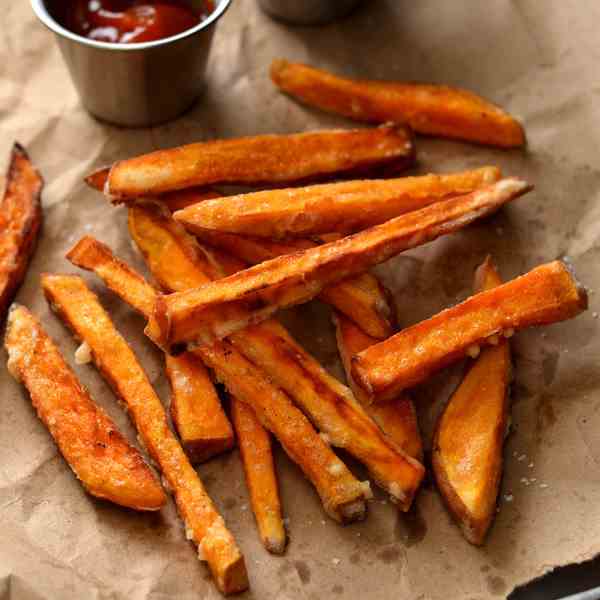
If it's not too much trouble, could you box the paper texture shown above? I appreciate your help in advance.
[2,1,600,598]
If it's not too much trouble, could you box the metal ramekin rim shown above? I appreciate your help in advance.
[30,0,232,51]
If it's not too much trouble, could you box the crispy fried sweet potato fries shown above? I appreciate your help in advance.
[174,166,501,239]
[271,60,525,147]
[103,125,414,201]
[0,144,43,321]
[432,257,511,545]
[42,274,248,594]
[353,261,588,403]
[148,179,531,352]
[4,304,166,511]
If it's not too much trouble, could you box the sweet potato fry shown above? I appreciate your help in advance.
[128,203,423,508]
[104,125,415,201]
[67,236,234,464]
[4,304,166,511]
[353,260,588,403]
[85,165,221,212]
[165,353,234,463]
[67,237,367,523]
[41,275,248,595]
[271,60,525,148]
[432,257,511,545]
[333,312,422,461]
[229,320,424,509]
[147,178,532,352]
[230,398,286,553]
[175,167,501,239]
[0,143,43,321]
[198,230,395,339]
[196,340,367,523]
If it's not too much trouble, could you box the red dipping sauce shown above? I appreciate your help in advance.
[58,0,214,43]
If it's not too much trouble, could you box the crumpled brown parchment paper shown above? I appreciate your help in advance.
[1,1,600,598]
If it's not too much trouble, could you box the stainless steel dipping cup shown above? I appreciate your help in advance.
[258,0,361,25]
[30,0,233,127]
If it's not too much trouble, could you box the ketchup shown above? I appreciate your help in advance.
[59,0,214,43]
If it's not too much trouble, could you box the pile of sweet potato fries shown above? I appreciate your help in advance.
[2,61,588,594]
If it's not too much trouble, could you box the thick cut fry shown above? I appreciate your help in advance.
[41,275,248,595]
[432,257,511,545]
[4,304,166,511]
[175,167,501,239]
[196,341,367,523]
[67,236,235,464]
[148,179,532,352]
[353,261,588,403]
[0,143,43,321]
[165,353,235,463]
[129,202,423,507]
[333,312,422,461]
[229,321,424,509]
[68,240,367,523]
[230,398,286,554]
[198,230,395,339]
[271,60,525,148]
[104,125,415,201]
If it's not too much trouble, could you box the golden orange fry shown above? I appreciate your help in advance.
[198,230,395,339]
[353,261,588,403]
[175,167,501,239]
[67,236,235,464]
[230,398,286,554]
[68,235,367,523]
[105,125,415,201]
[432,256,511,545]
[333,311,422,461]
[271,59,525,148]
[147,179,532,352]
[41,275,248,595]
[4,304,166,512]
[0,143,43,320]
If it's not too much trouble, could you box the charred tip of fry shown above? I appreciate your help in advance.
[84,166,110,192]
[264,535,287,555]
[12,141,30,160]
[559,258,589,311]
[339,498,367,524]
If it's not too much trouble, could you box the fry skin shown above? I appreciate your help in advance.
[68,236,367,523]
[333,312,422,461]
[353,261,588,403]
[0,143,43,321]
[147,178,532,352]
[271,60,525,148]
[198,230,396,339]
[175,167,501,239]
[230,398,286,554]
[67,236,235,464]
[105,125,415,201]
[432,257,511,545]
[4,304,166,511]
[130,202,424,507]
[41,275,248,595]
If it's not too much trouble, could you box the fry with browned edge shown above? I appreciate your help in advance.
[66,239,368,523]
[353,261,588,403]
[66,236,234,464]
[174,167,501,239]
[41,275,248,595]
[197,230,395,339]
[230,398,286,554]
[104,125,415,201]
[147,179,532,352]
[130,203,424,508]
[432,256,511,545]
[271,60,525,148]
[0,143,43,321]
[333,311,422,461]
[4,304,166,511]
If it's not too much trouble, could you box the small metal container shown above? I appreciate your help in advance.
[258,0,361,26]
[30,0,232,127]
